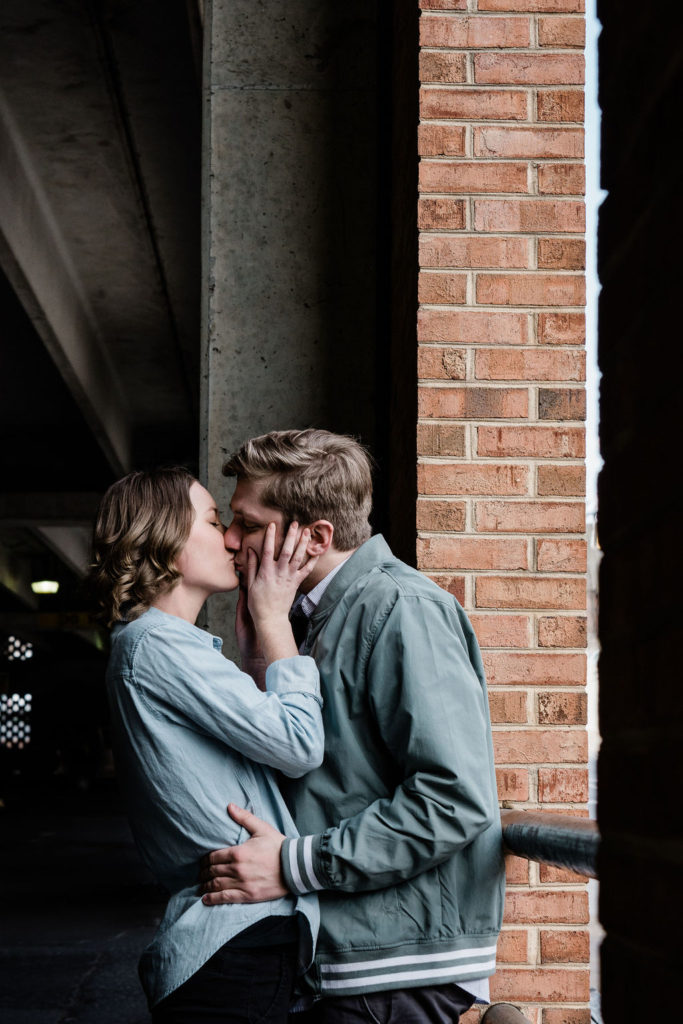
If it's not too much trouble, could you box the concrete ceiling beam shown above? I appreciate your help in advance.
[34,525,91,578]
[0,91,132,476]
[0,493,101,526]
[0,545,38,610]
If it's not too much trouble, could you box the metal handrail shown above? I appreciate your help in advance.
[500,808,599,879]
[479,810,598,1024]
[482,1003,534,1023]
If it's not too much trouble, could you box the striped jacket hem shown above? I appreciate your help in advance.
[282,836,497,996]
[316,946,498,995]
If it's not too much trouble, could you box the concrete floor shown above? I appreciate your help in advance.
[0,779,164,1023]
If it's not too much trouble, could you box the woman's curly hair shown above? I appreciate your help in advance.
[88,467,196,627]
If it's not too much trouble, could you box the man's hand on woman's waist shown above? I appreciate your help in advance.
[199,803,288,904]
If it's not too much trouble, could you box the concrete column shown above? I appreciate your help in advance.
[200,0,379,635]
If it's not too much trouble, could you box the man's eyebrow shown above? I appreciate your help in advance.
[230,508,262,524]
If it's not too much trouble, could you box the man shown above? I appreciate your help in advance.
[201,429,505,1023]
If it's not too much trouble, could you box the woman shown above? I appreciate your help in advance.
[88,467,323,1022]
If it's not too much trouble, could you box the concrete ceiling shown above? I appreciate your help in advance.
[0,0,201,637]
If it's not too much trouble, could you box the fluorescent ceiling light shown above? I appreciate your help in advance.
[31,580,60,595]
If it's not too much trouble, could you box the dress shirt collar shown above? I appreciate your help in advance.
[291,556,351,619]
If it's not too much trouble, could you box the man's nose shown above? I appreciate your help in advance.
[224,522,241,552]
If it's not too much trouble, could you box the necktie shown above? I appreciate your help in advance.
[289,604,311,650]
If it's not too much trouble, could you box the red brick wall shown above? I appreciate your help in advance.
[417,2,589,1020]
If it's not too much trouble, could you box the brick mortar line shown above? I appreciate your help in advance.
[426,569,586,576]
[418,417,586,426]
[419,7,585,12]
[517,926,591,931]
[419,11,581,17]
[418,187,584,195]
[417,453,586,458]
[418,340,586,347]
[420,153,584,161]
[419,270,585,274]
[418,386,586,393]
[418,510,587,518]
[491,685,588,691]
[419,502,587,507]
[418,481,585,487]
[419,512,589,520]
[495,685,589,691]
[530,12,539,49]
[419,231,585,239]
[422,111,583,121]
[504,876,589,882]
[419,232,586,236]
[420,47,585,54]
[478,643,588,648]
[418,303,586,310]
[419,299,585,305]
[419,236,586,244]
[419,163,584,169]
[418,467,585,473]
[419,120,584,127]
[484,967,592,972]
[465,421,474,460]
[417,536,589,544]
[419,383,586,389]
[417,344,589,348]
[419,179,584,185]
[469,644,588,649]
[420,268,586,274]
[418,380,586,386]
[464,495,474,531]
[419,536,587,543]
[466,268,476,304]
[420,84,585,90]
[419,232,586,239]
[420,548,587,553]
[419,212,585,219]
[417,374,589,382]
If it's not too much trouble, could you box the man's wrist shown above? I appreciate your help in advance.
[281,835,326,895]
[256,618,300,664]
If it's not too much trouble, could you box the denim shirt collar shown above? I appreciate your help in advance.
[112,605,223,651]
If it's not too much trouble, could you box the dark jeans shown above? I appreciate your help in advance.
[152,940,298,1024]
[290,984,476,1024]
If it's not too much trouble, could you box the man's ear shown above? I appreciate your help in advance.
[306,520,334,556]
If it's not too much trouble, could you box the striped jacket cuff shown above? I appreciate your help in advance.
[281,836,326,895]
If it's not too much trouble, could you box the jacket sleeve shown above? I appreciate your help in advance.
[132,624,324,778]
[281,592,498,893]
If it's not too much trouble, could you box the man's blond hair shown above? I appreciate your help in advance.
[223,429,373,551]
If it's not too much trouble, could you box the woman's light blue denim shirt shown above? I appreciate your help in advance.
[106,606,323,1008]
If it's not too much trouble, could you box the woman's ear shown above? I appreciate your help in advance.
[306,520,334,556]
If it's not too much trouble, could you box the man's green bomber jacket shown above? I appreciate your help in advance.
[280,535,505,998]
